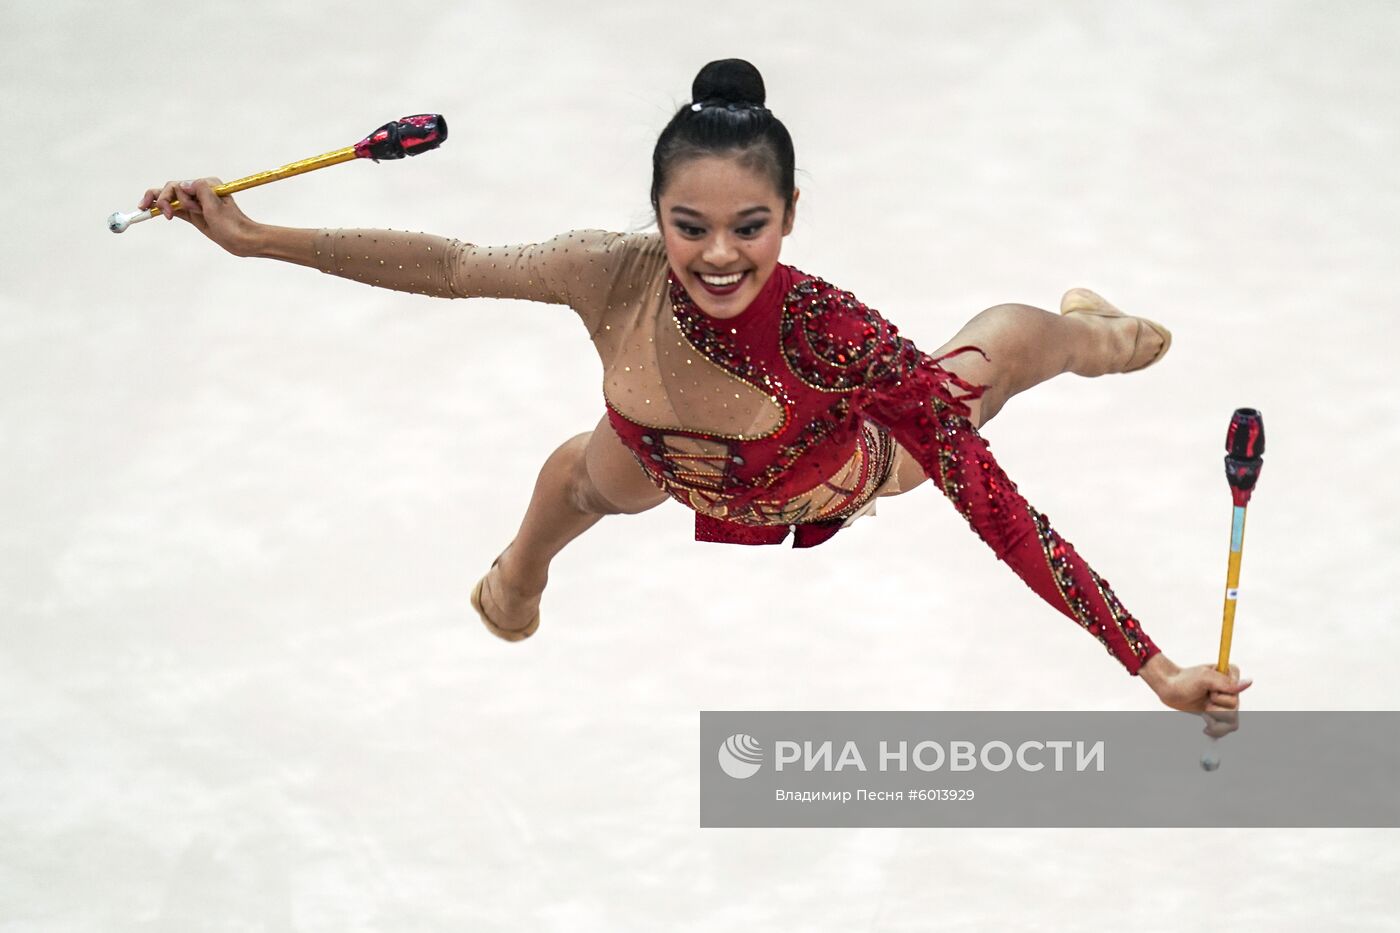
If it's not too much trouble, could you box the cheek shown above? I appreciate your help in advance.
[661,233,692,269]
[750,232,783,267]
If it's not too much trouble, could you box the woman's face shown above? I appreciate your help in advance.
[657,154,798,319]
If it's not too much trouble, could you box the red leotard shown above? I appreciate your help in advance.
[313,228,1160,674]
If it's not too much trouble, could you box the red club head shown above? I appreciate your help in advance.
[1225,408,1265,460]
[1224,408,1264,505]
[353,114,448,161]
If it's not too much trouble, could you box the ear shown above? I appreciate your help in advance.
[782,188,800,235]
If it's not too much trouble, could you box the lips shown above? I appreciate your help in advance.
[695,270,749,297]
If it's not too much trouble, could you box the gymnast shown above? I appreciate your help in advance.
[139,58,1251,716]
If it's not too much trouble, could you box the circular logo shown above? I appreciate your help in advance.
[718,733,763,779]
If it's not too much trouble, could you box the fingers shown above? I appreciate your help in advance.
[1206,691,1238,711]
[1209,670,1253,695]
[139,177,223,219]
[1209,676,1251,702]
[146,180,181,219]
[1204,666,1251,734]
[178,180,205,217]
[137,186,168,213]
[1202,711,1239,739]
[185,177,226,214]
[1206,668,1251,712]
[185,178,208,204]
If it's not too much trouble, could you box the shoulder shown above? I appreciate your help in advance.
[779,270,914,390]
[540,230,668,338]
[546,229,667,282]
[547,228,663,261]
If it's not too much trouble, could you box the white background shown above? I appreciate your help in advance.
[2,1,1397,929]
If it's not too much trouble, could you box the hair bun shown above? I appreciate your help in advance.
[691,58,766,107]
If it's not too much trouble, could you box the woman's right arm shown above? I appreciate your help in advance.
[143,177,324,270]
[141,177,627,314]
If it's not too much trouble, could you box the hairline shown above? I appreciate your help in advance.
[650,143,795,211]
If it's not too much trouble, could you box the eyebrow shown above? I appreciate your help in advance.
[669,205,773,219]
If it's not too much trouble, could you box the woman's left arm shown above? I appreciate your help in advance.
[845,333,1250,708]
[864,370,1160,675]
[780,279,1250,706]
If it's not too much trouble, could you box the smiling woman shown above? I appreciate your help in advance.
[138,58,1249,716]
[660,157,793,315]
[651,60,796,317]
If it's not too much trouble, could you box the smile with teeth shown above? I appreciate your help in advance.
[697,271,746,286]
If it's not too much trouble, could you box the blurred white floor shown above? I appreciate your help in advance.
[3,1,1398,929]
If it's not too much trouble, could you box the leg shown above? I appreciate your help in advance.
[884,297,1164,494]
[933,299,1161,428]
[475,414,668,636]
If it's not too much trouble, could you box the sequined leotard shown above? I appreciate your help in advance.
[313,227,1160,674]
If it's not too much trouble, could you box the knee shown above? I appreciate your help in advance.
[567,447,663,516]
[572,478,660,516]
[973,303,1046,339]
[556,435,610,515]
[964,303,1039,362]
[974,301,1062,367]
[956,303,1055,427]
[571,473,623,515]
[980,302,1042,318]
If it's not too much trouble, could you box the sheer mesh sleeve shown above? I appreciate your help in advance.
[851,323,1161,675]
[312,228,634,335]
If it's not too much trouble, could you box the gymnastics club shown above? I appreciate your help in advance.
[107,113,448,233]
[1217,408,1264,675]
[1200,408,1264,771]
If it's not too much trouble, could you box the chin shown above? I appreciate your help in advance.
[688,267,772,314]
[692,284,757,317]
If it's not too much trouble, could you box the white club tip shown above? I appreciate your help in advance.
[107,209,153,234]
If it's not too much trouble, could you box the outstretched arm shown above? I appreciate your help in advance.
[138,177,628,327]
[778,279,1161,675]
[783,284,1230,684]
[778,277,1251,704]
[305,227,611,305]
[865,366,1159,674]
[854,349,1251,711]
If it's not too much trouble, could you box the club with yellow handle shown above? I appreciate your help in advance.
[1218,408,1264,674]
[1201,408,1265,772]
[107,114,448,233]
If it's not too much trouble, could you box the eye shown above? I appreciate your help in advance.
[736,222,767,237]
[675,223,705,238]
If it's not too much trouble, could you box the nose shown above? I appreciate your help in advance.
[702,231,738,267]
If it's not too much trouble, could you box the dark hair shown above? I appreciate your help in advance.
[650,59,796,215]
